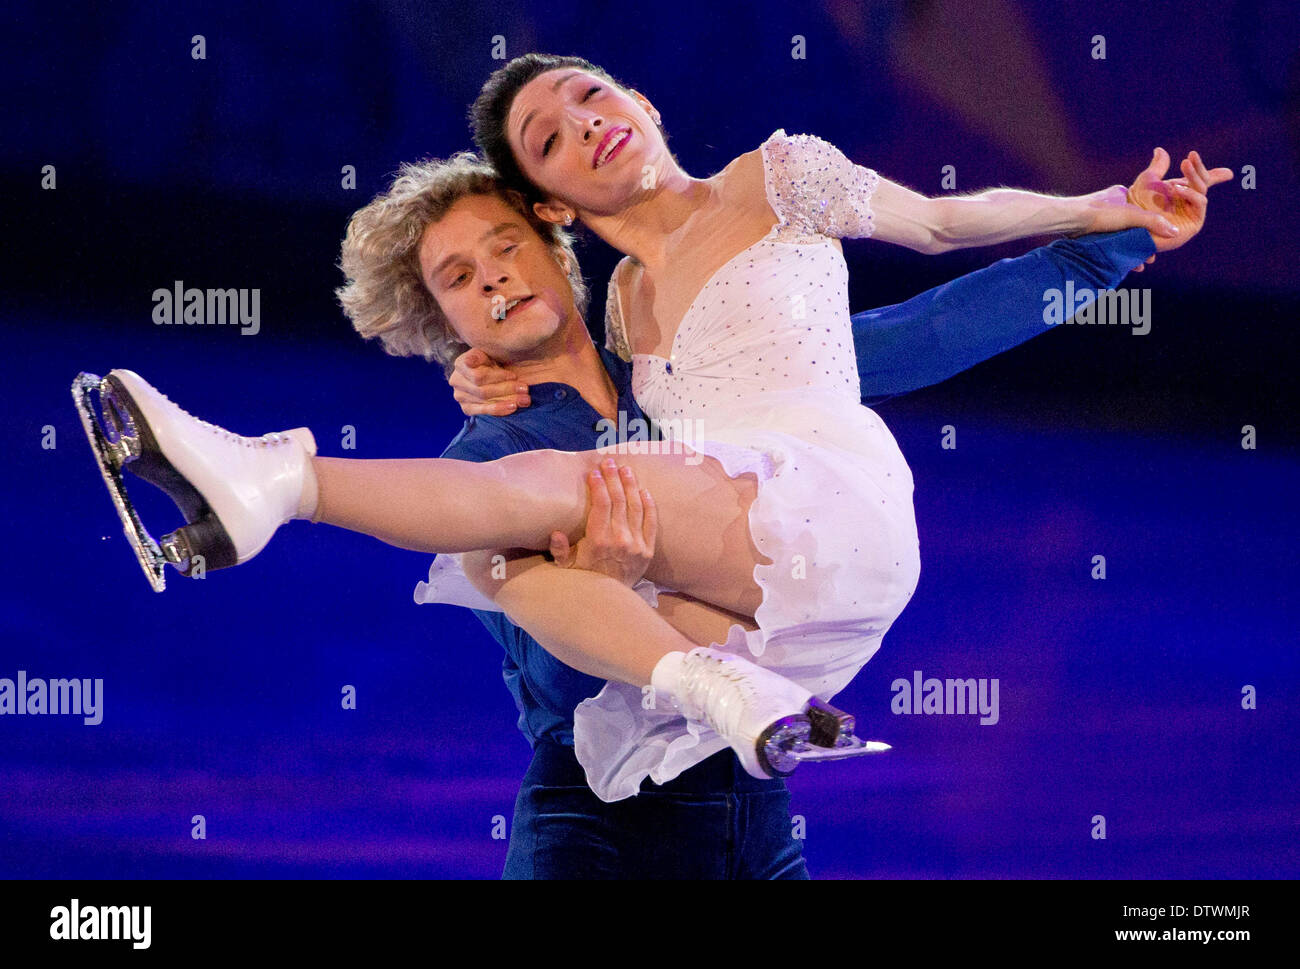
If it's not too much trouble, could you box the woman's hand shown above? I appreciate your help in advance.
[1126,149,1234,267]
[449,347,530,416]
[1077,184,1179,242]
[1077,148,1233,251]
[548,458,657,588]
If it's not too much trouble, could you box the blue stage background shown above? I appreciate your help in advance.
[2,0,1297,878]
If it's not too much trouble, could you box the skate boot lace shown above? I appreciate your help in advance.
[145,384,294,450]
[678,652,762,740]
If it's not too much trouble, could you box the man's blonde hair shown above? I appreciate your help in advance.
[336,152,589,377]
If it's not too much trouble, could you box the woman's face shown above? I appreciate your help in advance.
[506,68,667,219]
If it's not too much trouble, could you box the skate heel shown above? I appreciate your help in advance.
[759,702,892,774]
[160,516,239,575]
[755,715,812,777]
[807,698,855,747]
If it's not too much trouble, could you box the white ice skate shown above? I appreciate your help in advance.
[71,369,315,591]
[676,647,891,779]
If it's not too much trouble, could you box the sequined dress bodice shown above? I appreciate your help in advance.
[604,130,882,439]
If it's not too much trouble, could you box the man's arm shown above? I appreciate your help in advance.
[854,149,1232,402]
[427,428,660,679]
[851,228,1154,403]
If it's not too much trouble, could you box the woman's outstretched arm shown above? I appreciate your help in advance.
[774,134,1228,255]
[869,150,1182,254]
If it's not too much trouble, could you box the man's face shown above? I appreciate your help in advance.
[417,192,575,361]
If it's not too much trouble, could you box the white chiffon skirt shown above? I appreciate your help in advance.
[416,397,921,802]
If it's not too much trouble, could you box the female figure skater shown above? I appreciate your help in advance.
[442,53,1212,797]
[77,55,1220,801]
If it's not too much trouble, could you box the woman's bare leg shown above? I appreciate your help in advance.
[308,445,775,686]
[458,540,764,685]
[311,445,769,617]
[453,550,748,685]
[654,593,759,643]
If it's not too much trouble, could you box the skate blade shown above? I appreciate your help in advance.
[784,735,892,764]
[71,372,175,592]
[759,702,891,776]
[762,728,891,775]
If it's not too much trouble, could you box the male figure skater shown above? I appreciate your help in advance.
[342,148,1224,877]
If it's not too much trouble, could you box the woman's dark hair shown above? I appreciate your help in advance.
[470,53,650,207]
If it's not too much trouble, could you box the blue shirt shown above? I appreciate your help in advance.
[439,349,652,746]
[437,228,1157,747]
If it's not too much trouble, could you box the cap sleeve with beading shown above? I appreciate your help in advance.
[603,259,634,362]
[761,129,880,241]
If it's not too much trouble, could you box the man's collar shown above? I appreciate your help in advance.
[461,344,631,427]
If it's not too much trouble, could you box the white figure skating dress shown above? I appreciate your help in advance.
[417,131,921,801]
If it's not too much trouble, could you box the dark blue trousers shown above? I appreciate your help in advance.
[503,738,810,879]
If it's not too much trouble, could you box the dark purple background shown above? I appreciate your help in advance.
[2,0,1296,878]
